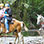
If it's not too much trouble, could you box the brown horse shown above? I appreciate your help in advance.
[0,18,28,44]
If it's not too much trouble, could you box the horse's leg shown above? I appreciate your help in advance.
[16,25,24,44]
[1,24,6,33]
[13,32,18,44]
[18,32,24,44]
[14,32,20,44]
[1,26,6,33]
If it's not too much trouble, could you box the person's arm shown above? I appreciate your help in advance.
[4,11,9,16]
[5,14,9,16]
[3,14,9,16]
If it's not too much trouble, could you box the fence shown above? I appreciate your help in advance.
[22,29,44,36]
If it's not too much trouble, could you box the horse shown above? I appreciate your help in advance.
[0,18,28,44]
[37,14,44,36]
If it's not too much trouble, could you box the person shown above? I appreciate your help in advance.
[0,3,5,23]
[0,3,9,22]
[4,3,12,33]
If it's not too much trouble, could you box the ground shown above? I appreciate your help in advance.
[0,36,43,44]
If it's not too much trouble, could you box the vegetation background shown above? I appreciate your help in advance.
[0,0,44,36]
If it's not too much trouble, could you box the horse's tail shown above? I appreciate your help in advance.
[23,23,28,31]
[21,22,28,31]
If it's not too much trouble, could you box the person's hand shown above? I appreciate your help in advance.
[6,14,9,16]
[4,14,9,16]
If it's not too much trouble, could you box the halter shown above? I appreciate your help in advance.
[40,22,44,25]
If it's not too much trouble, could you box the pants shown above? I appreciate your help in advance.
[5,18,9,31]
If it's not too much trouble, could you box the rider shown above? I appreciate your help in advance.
[4,3,12,33]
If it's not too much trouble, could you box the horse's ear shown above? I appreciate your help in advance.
[40,14,42,16]
[37,14,39,17]
[40,14,43,17]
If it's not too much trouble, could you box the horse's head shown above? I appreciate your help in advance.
[37,14,43,25]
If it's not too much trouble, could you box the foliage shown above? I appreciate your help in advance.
[0,0,44,28]
[10,0,44,29]
[0,0,44,36]
[22,31,39,36]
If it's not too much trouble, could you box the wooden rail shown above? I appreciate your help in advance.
[0,29,41,37]
[22,29,40,35]
[22,29,39,32]
[0,35,15,37]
